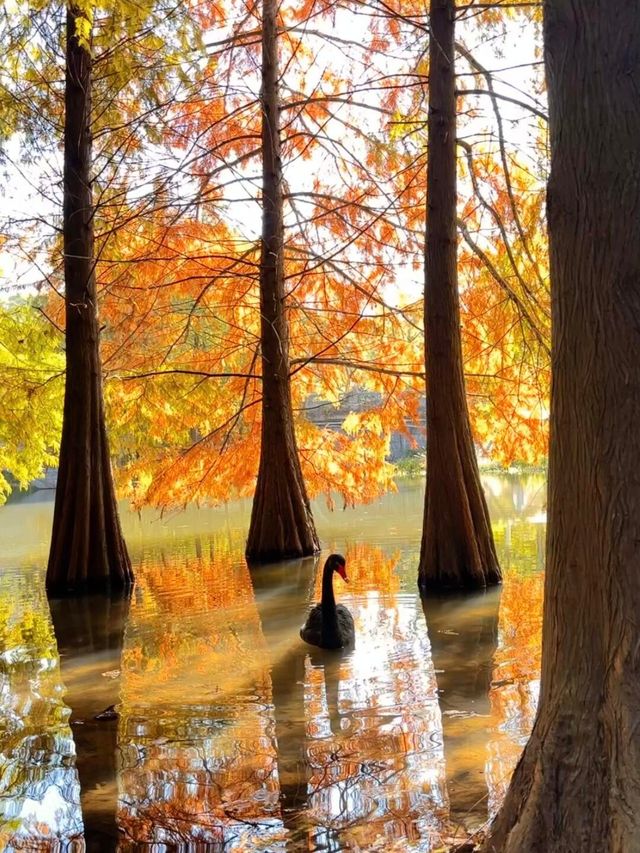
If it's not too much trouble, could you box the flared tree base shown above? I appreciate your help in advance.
[482,695,640,852]
[246,456,319,563]
[46,421,133,595]
[418,432,501,593]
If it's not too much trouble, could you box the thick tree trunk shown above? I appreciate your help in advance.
[245,0,319,562]
[46,7,132,594]
[418,0,501,592]
[483,3,640,851]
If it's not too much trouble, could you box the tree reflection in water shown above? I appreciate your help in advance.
[422,589,501,841]
[0,476,547,851]
[250,554,316,834]
[117,540,286,850]
[0,569,83,849]
[49,592,130,852]
[486,571,543,815]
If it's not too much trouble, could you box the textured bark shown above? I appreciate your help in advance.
[483,3,640,851]
[419,0,501,592]
[46,8,132,594]
[245,0,319,562]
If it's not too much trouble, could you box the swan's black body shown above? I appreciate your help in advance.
[300,554,355,649]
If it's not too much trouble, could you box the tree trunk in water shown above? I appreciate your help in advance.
[245,0,319,562]
[46,7,132,594]
[418,0,500,592]
[483,3,640,851]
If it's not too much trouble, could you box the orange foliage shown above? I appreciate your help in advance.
[38,0,548,512]
[79,0,426,511]
[311,542,402,599]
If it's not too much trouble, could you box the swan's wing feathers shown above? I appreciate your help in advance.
[300,604,323,644]
[336,604,354,626]
[301,604,355,648]
[336,605,356,644]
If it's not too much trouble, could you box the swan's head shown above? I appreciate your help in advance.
[327,553,348,583]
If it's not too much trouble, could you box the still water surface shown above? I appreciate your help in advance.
[0,475,545,851]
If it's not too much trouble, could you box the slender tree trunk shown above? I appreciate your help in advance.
[483,3,640,850]
[245,0,319,562]
[46,7,132,594]
[418,0,501,592]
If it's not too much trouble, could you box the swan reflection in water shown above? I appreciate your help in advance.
[257,547,449,852]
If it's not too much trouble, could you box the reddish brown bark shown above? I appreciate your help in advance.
[418,0,501,592]
[46,7,132,595]
[245,0,319,562]
[483,2,640,850]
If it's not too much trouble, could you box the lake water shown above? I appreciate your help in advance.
[0,474,545,851]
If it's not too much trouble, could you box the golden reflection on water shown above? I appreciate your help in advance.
[0,570,83,850]
[299,546,446,851]
[0,475,547,851]
[118,542,284,849]
[486,572,543,815]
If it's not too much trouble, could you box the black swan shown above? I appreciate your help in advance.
[300,554,355,649]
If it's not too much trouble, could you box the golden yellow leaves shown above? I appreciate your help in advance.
[71,1,94,52]
[0,301,64,504]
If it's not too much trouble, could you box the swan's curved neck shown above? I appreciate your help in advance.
[321,563,337,612]
[321,563,341,646]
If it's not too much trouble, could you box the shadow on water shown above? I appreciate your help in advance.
[49,593,130,852]
[421,587,501,831]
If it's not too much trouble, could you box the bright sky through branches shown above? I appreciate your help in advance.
[0,0,550,511]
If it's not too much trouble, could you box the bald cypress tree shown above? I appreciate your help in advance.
[46,6,132,594]
[245,0,319,562]
[483,1,640,849]
[419,0,501,592]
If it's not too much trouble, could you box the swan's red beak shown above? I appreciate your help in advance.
[336,563,349,583]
